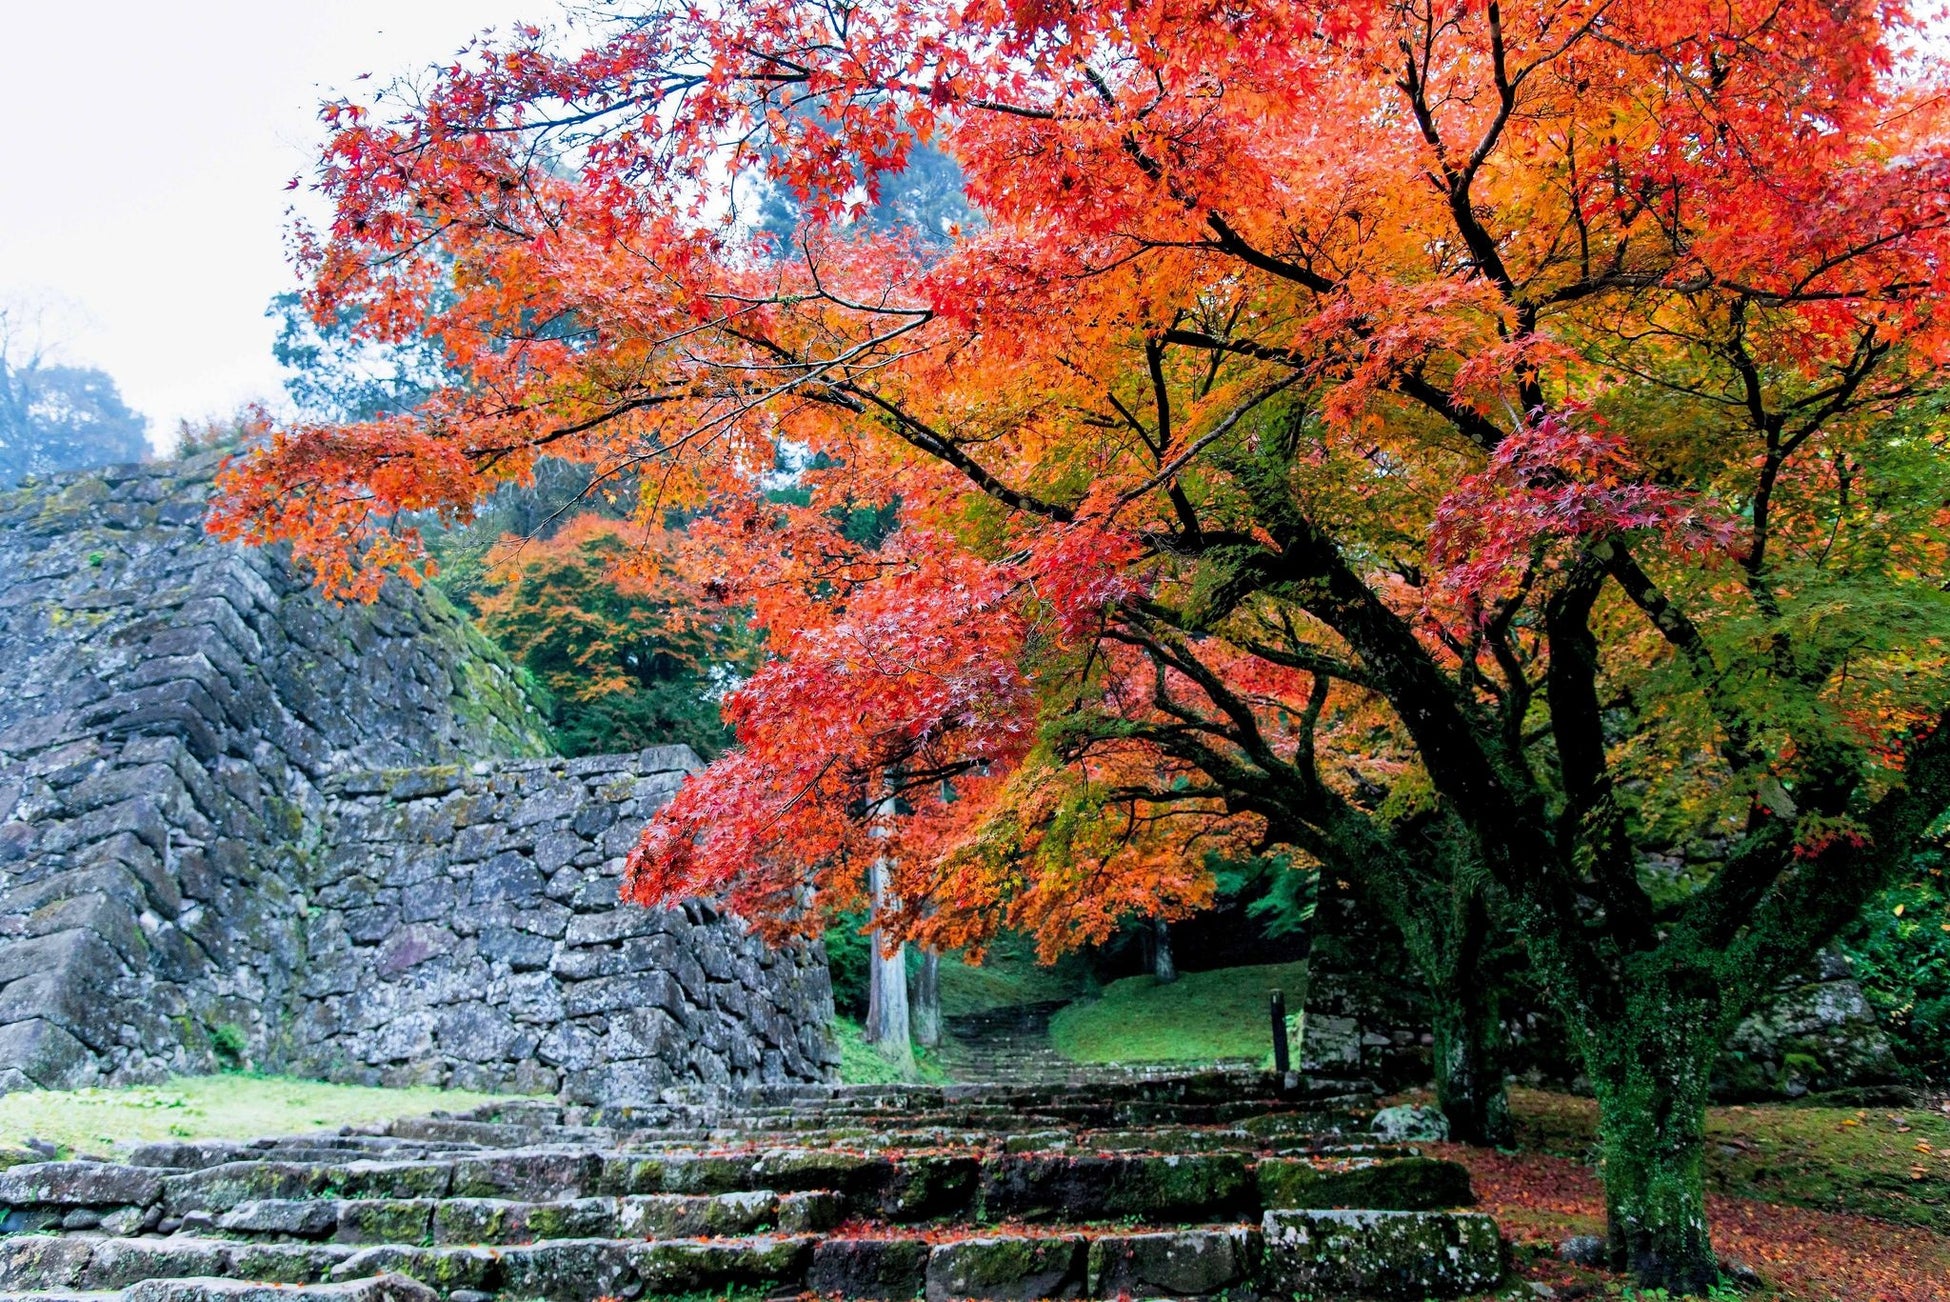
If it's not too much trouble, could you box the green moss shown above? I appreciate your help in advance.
[1049,961,1309,1063]
[1257,1156,1474,1211]
[832,1017,949,1084]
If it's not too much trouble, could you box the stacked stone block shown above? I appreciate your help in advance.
[0,1072,1507,1301]
[289,754,832,1097]
[0,458,834,1095]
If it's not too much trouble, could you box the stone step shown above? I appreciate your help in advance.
[183,1189,840,1245]
[0,1149,1467,1234]
[0,1273,437,1302]
[0,1213,1504,1301]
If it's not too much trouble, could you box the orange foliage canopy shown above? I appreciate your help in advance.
[212,0,1950,966]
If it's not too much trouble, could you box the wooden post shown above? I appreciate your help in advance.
[1270,988,1290,1075]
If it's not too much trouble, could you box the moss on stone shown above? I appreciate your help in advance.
[1256,1155,1474,1211]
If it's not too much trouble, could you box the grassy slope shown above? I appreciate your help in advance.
[0,1075,503,1158]
[831,1017,950,1085]
[1048,961,1307,1063]
[937,933,1096,1018]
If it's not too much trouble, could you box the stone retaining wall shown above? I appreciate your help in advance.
[0,458,835,1095]
[290,754,832,1099]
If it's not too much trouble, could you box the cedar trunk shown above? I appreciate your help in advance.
[1151,917,1177,983]
[912,948,942,1046]
[864,858,914,1071]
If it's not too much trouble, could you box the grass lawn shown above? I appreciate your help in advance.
[0,1074,505,1158]
[1048,960,1305,1063]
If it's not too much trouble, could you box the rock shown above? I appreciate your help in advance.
[626,1237,813,1298]
[1718,963,1902,1099]
[1371,1105,1450,1143]
[0,1235,95,1291]
[925,1235,1086,1302]
[0,1160,167,1208]
[977,1153,1252,1222]
[218,1200,342,1238]
[333,1200,435,1245]
[1085,1229,1259,1298]
[1257,1155,1473,1210]
[123,1275,437,1302]
[1557,1233,1605,1266]
[1720,1257,1766,1291]
[1262,1209,1504,1300]
[330,1246,497,1294]
[809,1238,932,1299]
[614,1191,775,1238]
[777,1189,844,1233]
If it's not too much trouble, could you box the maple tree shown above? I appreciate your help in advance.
[211,0,1950,1288]
[473,514,755,758]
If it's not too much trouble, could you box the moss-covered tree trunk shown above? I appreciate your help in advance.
[1429,978,1512,1148]
[1580,968,1724,1293]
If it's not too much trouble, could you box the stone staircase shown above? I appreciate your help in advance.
[0,1073,1506,1301]
[931,1003,1261,1087]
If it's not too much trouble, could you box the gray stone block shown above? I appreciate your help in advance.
[0,1160,167,1208]
[124,1273,438,1302]
[1261,1209,1505,1300]
[1086,1228,1260,1298]
[926,1234,1085,1302]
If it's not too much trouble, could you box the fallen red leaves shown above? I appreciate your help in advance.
[1435,1144,1950,1302]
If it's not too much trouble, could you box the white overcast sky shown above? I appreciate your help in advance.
[0,1,552,448]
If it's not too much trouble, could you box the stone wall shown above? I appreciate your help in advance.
[0,457,835,1095]
[289,753,833,1100]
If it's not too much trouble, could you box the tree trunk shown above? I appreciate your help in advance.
[1583,975,1724,1294]
[1152,917,1177,983]
[1429,981,1512,1148]
[912,948,941,1047]
[1426,894,1512,1148]
[864,858,914,1072]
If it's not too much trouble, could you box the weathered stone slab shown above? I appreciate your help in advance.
[614,1190,776,1238]
[1256,1155,1473,1210]
[123,1273,437,1302]
[216,1199,341,1237]
[1086,1228,1260,1298]
[75,1238,235,1290]
[332,1199,436,1245]
[925,1234,1086,1302]
[978,1154,1252,1223]
[164,1162,451,1214]
[0,1235,95,1291]
[0,1160,167,1208]
[447,1152,599,1200]
[430,1195,616,1244]
[809,1237,932,1299]
[1261,1209,1504,1300]
[329,1246,499,1294]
